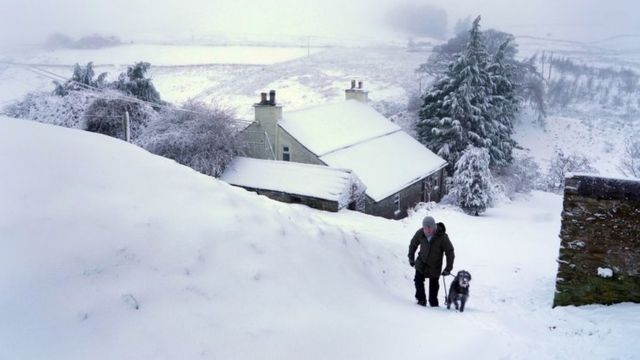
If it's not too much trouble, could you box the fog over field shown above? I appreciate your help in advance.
[1,0,639,47]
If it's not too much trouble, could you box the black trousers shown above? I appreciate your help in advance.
[414,269,440,306]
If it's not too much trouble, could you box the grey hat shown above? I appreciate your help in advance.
[422,216,436,228]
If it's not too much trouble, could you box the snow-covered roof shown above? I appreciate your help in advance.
[279,100,401,156]
[277,99,447,202]
[220,157,364,206]
[320,131,447,202]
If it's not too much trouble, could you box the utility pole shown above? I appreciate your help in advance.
[123,111,131,143]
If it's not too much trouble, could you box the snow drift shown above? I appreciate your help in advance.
[1,117,637,360]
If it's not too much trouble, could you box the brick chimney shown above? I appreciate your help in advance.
[345,79,368,103]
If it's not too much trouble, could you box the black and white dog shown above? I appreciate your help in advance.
[446,270,472,312]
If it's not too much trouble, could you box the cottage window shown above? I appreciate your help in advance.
[282,146,290,161]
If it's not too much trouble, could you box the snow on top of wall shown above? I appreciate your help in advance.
[320,131,447,202]
[279,99,401,156]
[220,157,363,207]
[597,267,614,278]
[566,172,640,182]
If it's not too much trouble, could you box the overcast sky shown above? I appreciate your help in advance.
[1,0,638,46]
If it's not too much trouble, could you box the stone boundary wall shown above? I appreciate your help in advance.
[553,174,640,307]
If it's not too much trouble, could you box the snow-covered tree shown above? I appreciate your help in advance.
[416,25,545,122]
[417,16,495,169]
[619,136,640,178]
[139,101,241,177]
[544,148,598,193]
[53,62,107,96]
[450,146,493,215]
[112,62,162,104]
[486,39,519,169]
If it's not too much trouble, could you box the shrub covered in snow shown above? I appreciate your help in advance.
[139,101,241,177]
[2,90,94,128]
[83,91,158,142]
[544,148,598,193]
[449,146,494,215]
[494,151,541,197]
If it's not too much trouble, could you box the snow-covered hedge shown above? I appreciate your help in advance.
[139,101,241,177]
[3,90,94,129]
[84,91,157,142]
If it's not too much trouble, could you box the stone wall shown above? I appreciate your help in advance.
[365,168,446,219]
[553,174,640,307]
[239,187,340,212]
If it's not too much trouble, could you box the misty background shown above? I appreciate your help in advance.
[1,0,639,48]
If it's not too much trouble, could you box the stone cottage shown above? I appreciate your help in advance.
[239,81,447,219]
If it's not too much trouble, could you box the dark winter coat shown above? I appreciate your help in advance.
[408,222,455,278]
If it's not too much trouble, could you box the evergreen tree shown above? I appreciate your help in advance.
[417,16,494,170]
[486,39,519,169]
[450,146,493,216]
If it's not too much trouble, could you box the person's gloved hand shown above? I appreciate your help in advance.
[442,269,450,276]
[409,259,415,268]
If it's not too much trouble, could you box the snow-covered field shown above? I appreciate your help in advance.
[1,117,638,359]
[2,39,638,178]
[9,44,322,66]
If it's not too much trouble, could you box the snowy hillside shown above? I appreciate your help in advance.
[2,40,637,179]
[1,117,638,359]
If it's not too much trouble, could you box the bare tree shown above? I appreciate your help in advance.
[619,136,640,178]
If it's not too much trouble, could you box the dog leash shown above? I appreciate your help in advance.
[442,273,455,305]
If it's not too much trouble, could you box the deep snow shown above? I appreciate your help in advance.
[1,117,638,360]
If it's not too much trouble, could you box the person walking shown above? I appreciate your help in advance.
[408,216,455,307]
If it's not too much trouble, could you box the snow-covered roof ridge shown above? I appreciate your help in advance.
[278,99,447,202]
[320,131,447,202]
[279,99,401,156]
[220,157,364,206]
